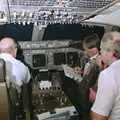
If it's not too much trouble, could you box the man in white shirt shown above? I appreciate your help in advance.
[0,37,30,90]
[91,31,120,120]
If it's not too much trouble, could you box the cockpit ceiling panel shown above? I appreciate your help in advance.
[0,0,112,24]
[9,0,112,9]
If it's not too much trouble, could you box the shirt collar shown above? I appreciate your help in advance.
[0,53,13,61]
[90,54,99,60]
[110,59,120,67]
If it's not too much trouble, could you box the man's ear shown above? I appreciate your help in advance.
[113,50,120,58]
[14,48,17,57]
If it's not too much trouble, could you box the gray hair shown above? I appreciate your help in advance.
[101,31,120,58]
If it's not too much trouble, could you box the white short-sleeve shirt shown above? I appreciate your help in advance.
[92,60,120,120]
[0,53,31,87]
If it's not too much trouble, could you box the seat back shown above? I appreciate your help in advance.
[0,58,10,120]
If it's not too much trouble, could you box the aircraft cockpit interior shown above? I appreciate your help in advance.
[0,0,119,120]
[0,22,104,120]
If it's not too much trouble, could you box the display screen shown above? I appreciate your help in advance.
[0,23,33,41]
[53,52,66,65]
[32,54,46,67]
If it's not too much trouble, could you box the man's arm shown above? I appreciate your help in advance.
[90,111,108,120]
[91,71,116,120]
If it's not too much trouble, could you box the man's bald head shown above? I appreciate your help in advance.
[0,37,17,57]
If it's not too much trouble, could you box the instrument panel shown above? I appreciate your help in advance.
[18,41,83,70]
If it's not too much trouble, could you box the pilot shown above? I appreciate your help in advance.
[77,33,102,120]
[80,33,103,103]
[0,37,30,89]
[0,37,31,119]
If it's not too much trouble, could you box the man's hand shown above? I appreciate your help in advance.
[74,67,82,75]
[89,88,96,102]
[90,111,108,120]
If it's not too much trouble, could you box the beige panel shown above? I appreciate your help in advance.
[0,59,10,120]
[0,83,10,120]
